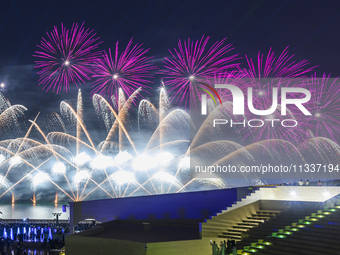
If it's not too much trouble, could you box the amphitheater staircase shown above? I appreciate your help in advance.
[217,210,279,241]
[236,205,340,255]
[201,188,281,240]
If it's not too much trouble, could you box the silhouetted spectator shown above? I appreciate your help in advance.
[210,240,218,255]
[226,239,232,254]
[232,246,237,255]
[220,241,226,255]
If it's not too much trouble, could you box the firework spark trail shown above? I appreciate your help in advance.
[159,87,171,153]
[145,109,191,151]
[91,39,155,99]
[92,95,117,133]
[76,90,84,200]
[1,146,76,201]
[138,99,158,133]
[4,113,40,179]
[1,144,79,199]
[80,92,142,198]
[29,120,76,199]
[141,109,191,195]
[118,89,126,152]
[93,93,138,154]
[76,90,84,156]
[242,46,316,81]
[145,140,190,153]
[47,132,95,151]
[241,103,307,145]
[79,160,118,200]
[81,175,151,200]
[4,136,112,201]
[127,177,160,197]
[0,105,27,133]
[69,95,119,198]
[34,168,76,201]
[45,132,117,199]
[0,158,54,200]
[51,113,67,132]
[34,22,102,93]
[60,101,97,151]
[161,36,239,107]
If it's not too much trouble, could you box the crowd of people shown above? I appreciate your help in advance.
[280,179,324,186]
[210,239,236,255]
[0,222,93,254]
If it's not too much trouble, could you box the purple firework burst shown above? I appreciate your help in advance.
[242,46,316,81]
[34,22,102,93]
[239,47,317,145]
[241,87,308,145]
[161,36,240,107]
[299,73,340,143]
[207,71,246,102]
[91,39,155,100]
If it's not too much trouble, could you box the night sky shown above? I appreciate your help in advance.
[0,0,339,201]
[0,0,340,129]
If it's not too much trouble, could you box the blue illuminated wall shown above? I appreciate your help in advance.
[70,187,252,224]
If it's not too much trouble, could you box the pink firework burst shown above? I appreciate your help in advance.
[241,82,308,145]
[161,36,240,107]
[206,70,247,102]
[242,46,316,82]
[239,47,317,145]
[298,73,340,143]
[34,22,102,93]
[91,39,155,99]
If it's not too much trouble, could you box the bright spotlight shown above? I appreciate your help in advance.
[64,60,70,66]
[32,172,49,188]
[323,191,330,197]
[115,151,133,166]
[315,112,321,117]
[133,154,157,171]
[10,156,22,167]
[258,90,264,96]
[157,152,174,166]
[72,152,91,166]
[51,162,66,175]
[189,75,195,81]
[91,155,115,170]
[109,170,135,186]
[0,83,5,88]
[73,170,90,186]
[290,191,297,197]
[113,74,118,79]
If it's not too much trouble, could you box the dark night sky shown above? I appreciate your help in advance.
[0,0,339,202]
[0,0,340,124]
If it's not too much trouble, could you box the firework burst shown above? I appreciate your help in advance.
[34,22,102,93]
[91,39,155,99]
[299,74,340,143]
[242,46,316,82]
[161,36,239,107]
[234,47,317,144]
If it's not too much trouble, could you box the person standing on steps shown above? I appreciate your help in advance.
[210,240,218,255]
[220,241,226,255]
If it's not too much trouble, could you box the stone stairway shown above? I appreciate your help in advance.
[218,210,280,241]
[236,205,340,255]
